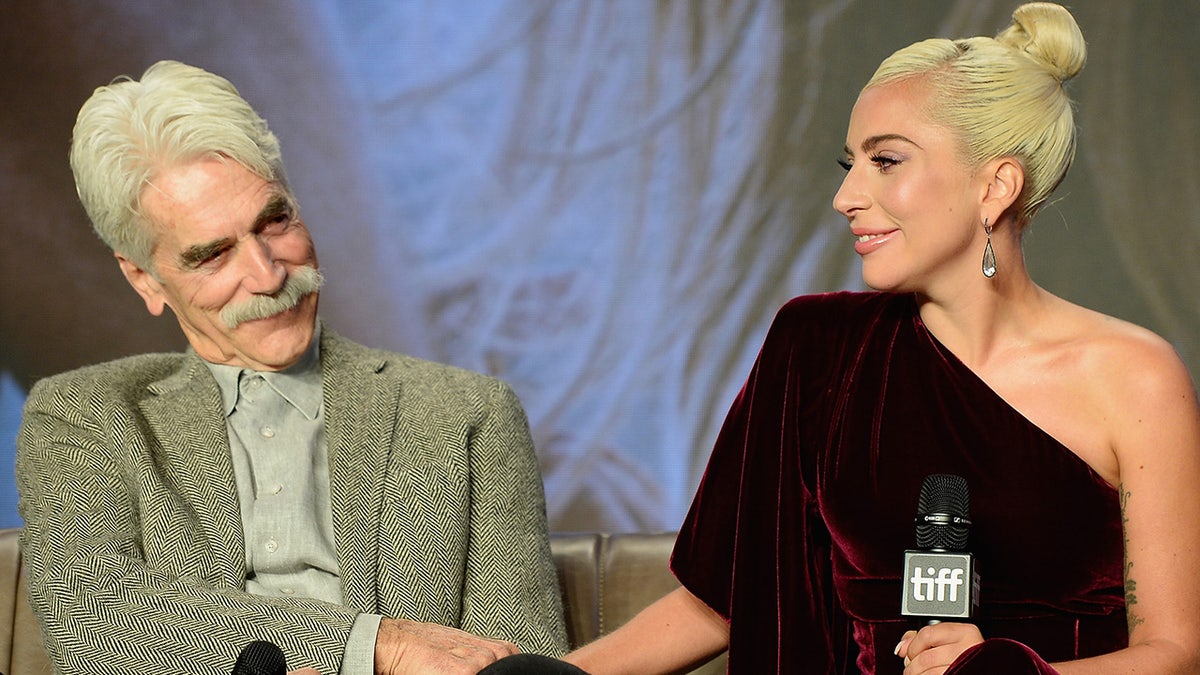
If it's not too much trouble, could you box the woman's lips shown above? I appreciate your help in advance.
[853,230,898,255]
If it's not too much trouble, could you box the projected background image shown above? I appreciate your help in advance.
[2,1,1197,532]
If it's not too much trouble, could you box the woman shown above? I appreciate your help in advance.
[561,2,1200,674]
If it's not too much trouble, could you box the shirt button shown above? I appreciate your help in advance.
[265,538,278,553]
[280,588,295,595]
[260,426,276,438]
[270,483,284,495]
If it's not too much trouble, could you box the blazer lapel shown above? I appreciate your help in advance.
[140,355,246,588]
[321,330,397,612]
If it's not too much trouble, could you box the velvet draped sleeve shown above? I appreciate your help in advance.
[670,292,1127,674]
[671,293,870,673]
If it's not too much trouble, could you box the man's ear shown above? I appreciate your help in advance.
[980,156,1025,223]
[115,253,168,316]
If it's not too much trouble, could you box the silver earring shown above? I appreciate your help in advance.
[981,219,997,278]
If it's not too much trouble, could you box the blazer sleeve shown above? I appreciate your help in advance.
[458,378,569,656]
[16,370,359,675]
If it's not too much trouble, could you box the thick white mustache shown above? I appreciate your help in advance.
[220,266,324,329]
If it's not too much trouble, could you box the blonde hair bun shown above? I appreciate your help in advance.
[996,2,1087,82]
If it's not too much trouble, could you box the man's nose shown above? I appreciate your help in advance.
[240,236,286,294]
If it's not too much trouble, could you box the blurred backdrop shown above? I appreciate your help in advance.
[2,1,1198,532]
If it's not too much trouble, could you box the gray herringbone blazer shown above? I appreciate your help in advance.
[16,328,567,674]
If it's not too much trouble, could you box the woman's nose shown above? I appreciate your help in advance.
[832,166,867,218]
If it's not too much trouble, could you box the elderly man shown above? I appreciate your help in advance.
[16,60,566,675]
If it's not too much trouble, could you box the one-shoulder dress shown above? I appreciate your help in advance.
[672,292,1127,674]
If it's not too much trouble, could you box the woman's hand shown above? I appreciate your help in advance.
[895,622,984,675]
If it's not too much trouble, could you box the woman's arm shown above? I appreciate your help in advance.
[1053,334,1200,673]
[901,330,1200,675]
[562,587,729,675]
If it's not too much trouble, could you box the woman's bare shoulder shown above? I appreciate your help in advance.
[1021,300,1194,475]
[1060,303,1199,464]
[1062,303,1190,388]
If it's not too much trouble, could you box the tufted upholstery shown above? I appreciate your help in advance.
[550,532,726,674]
[0,528,725,675]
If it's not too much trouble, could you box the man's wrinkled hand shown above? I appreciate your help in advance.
[375,617,519,675]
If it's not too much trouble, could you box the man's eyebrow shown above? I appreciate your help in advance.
[843,133,923,156]
[253,194,294,229]
[177,195,293,269]
[178,237,234,269]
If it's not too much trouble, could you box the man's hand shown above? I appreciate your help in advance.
[375,617,520,675]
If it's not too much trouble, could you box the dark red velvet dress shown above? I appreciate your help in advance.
[672,292,1127,674]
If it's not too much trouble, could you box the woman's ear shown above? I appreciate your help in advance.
[115,253,168,316]
[980,156,1025,223]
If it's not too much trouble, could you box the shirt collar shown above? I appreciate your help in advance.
[204,322,323,419]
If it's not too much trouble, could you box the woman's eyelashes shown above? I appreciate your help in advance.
[837,154,902,172]
[871,154,901,171]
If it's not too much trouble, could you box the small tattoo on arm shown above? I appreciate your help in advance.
[1120,484,1145,631]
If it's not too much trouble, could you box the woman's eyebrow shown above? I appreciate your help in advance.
[844,133,923,156]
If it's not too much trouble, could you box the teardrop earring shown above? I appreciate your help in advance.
[981,219,997,278]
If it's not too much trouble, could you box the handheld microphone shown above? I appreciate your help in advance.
[900,474,980,623]
[232,640,288,675]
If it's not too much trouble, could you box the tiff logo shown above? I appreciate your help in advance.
[900,550,976,620]
[909,566,965,602]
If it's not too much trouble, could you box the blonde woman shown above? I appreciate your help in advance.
[555,3,1200,674]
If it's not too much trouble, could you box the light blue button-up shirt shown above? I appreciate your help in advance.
[205,327,381,673]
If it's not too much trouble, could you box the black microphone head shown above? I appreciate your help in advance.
[232,640,287,675]
[915,473,971,551]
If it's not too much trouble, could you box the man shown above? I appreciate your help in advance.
[16,60,567,674]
